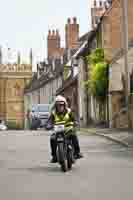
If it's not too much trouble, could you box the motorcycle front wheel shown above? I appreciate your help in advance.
[57,143,67,172]
[67,145,74,170]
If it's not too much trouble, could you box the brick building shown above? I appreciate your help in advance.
[98,0,133,60]
[47,17,79,60]
[91,0,112,29]
[97,0,133,128]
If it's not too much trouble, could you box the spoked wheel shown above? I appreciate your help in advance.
[67,152,72,170]
[67,146,74,170]
[58,143,67,172]
[61,160,67,172]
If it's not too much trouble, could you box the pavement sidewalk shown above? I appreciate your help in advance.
[79,128,133,148]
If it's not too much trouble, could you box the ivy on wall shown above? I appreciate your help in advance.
[63,65,70,80]
[85,48,108,102]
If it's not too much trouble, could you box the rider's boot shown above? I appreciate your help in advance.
[50,156,57,163]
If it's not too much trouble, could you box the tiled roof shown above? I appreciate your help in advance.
[56,75,78,95]
[79,32,89,42]
[24,65,63,93]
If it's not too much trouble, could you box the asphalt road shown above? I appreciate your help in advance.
[0,130,133,200]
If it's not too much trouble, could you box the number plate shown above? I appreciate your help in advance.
[57,137,64,142]
[54,125,65,132]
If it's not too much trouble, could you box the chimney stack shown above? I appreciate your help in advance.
[91,0,107,29]
[47,29,61,59]
[65,17,79,49]
[94,0,97,7]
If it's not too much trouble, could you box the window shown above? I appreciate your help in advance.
[38,105,50,112]
[13,83,22,96]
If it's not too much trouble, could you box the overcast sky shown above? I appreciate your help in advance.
[0,0,94,67]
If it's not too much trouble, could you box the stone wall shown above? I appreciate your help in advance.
[110,92,133,128]
[0,64,32,129]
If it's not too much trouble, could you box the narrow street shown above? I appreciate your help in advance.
[0,130,132,200]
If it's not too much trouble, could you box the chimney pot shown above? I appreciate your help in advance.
[48,30,51,35]
[52,30,55,35]
[56,29,59,36]
[94,0,96,7]
[67,18,71,24]
[99,1,102,7]
[73,17,77,24]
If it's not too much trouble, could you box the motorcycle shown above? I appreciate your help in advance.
[54,124,75,172]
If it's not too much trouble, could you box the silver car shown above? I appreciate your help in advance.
[30,104,51,129]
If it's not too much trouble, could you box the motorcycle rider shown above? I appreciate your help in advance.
[46,95,83,163]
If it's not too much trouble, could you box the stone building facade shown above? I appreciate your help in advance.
[99,0,133,60]
[98,0,133,128]
[0,62,32,128]
[109,44,133,128]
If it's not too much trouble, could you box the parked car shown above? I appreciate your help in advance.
[29,104,51,129]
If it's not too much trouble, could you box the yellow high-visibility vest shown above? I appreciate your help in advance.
[52,110,74,129]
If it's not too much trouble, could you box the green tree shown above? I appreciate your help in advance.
[85,48,109,120]
[89,62,108,101]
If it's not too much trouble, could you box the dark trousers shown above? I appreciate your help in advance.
[50,132,80,157]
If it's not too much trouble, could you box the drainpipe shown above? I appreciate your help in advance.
[38,89,40,104]
[121,0,130,128]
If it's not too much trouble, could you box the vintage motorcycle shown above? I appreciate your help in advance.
[54,124,75,172]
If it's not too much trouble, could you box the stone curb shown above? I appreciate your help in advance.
[94,132,128,147]
[79,128,129,147]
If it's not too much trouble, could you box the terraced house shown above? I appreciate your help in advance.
[95,0,133,128]
[24,17,80,128]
